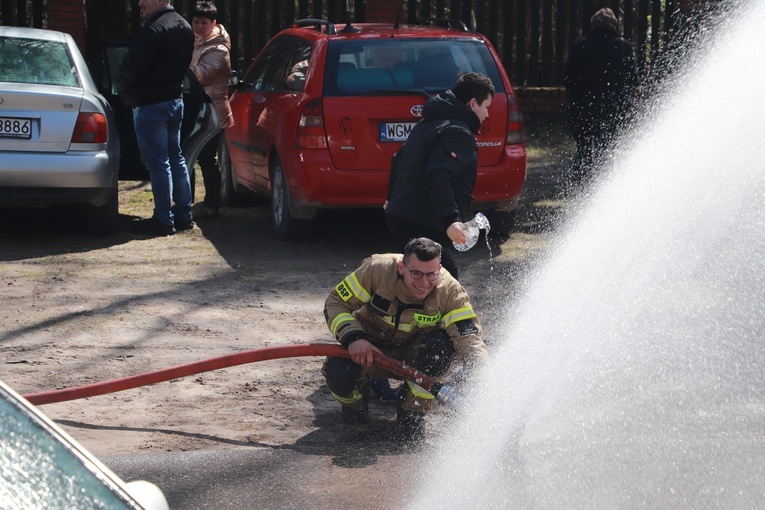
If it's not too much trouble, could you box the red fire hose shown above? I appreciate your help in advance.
[22,343,459,406]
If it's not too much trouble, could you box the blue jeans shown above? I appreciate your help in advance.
[133,99,192,226]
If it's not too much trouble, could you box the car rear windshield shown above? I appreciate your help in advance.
[324,38,505,97]
[0,37,80,87]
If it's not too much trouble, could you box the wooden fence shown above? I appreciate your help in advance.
[164,0,688,86]
[2,0,726,88]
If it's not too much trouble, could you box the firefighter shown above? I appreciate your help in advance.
[322,237,488,440]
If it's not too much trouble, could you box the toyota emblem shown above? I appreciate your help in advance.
[410,104,423,117]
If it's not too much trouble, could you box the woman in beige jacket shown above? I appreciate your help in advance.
[189,1,233,218]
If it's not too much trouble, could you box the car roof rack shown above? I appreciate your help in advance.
[417,17,470,31]
[291,18,337,35]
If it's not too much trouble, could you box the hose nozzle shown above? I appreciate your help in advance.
[433,383,462,407]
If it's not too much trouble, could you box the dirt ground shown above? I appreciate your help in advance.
[0,116,573,483]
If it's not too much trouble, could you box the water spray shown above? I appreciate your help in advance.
[22,343,461,407]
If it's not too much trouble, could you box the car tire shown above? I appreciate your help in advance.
[219,135,243,206]
[271,157,311,241]
[84,188,119,235]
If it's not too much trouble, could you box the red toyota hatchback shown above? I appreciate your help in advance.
[221,18,526,240]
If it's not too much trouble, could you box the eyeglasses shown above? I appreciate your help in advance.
[403,264,440,281]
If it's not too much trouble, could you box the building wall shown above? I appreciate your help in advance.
[47,0,86,50]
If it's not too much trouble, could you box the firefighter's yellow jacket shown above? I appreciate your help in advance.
[324,253,488,373]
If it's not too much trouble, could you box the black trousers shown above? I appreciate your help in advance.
[566,100,623,183]
[197,130,222,209]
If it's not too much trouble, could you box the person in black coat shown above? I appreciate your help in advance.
[385,73,495,280]
[563,7,639,184]
[117,0,195,236]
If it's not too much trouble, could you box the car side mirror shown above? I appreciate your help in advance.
[228,70,241,88]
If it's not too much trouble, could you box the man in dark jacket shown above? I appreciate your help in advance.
[385,72,494,280]
[117,0,195,236]
[563,7,639,185]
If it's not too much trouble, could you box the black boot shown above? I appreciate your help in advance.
[394,408,425,442]
[341,404,369,425]
[340,385,370,425]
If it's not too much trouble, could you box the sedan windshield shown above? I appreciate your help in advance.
[0,37,80,87]
[324,38,504,96]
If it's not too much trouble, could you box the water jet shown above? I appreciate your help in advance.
[414,1,765,507]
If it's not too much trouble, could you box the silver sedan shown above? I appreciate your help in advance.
[0,26,120,234]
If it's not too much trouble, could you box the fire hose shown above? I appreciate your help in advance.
[22,343,460,407]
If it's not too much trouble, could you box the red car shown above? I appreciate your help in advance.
[221,18,526,240]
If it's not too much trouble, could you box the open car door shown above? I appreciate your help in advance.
[98,41,220,182]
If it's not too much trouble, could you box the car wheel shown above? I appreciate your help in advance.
[219,135,241,206]
[271,158,311,241]
[84,188,119,235]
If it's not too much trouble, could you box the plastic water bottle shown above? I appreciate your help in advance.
[453,212,490,252]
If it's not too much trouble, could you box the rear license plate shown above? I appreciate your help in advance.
[0,117,32,139]
[379,122,417,142]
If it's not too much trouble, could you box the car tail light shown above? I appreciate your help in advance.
[505,93,525,145]
[296,99,327,149]
[72,112,107,144]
